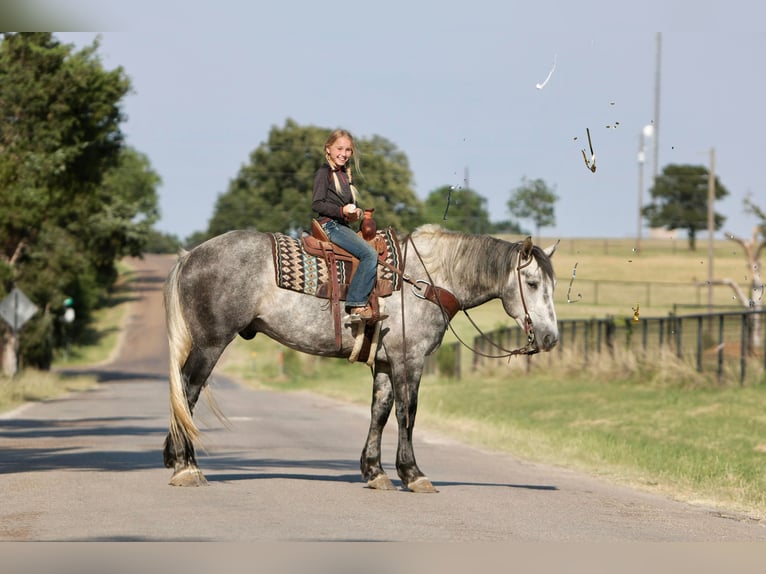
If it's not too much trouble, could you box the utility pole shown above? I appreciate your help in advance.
[636,131,646,252]
[652,32,662,185]
[707,147,716,313]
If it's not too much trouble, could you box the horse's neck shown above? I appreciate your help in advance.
[405,235,507,310]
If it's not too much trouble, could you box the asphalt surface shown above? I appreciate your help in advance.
[1,253,765,543]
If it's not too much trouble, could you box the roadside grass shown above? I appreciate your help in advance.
[0,370,98,414]
[0,262,135,414]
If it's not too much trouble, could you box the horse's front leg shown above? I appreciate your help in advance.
[393,362,438,493]
[360,364,397,490]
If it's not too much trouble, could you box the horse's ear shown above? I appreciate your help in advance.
[543,239,560,258]
[521,236,534,260]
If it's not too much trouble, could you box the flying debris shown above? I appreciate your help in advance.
[535,55,557,90]
[580,128,596,173]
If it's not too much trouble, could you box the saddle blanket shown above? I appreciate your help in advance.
[270,227,403,299]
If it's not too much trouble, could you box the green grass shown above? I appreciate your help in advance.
[413,370,766,517]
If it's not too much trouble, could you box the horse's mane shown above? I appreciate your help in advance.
[409,224,554,290]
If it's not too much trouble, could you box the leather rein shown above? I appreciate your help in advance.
[378,235,540,360]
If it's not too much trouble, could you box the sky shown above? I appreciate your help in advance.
[20,1,766,241]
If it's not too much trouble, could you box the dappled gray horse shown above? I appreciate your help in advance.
[163,224,559,491]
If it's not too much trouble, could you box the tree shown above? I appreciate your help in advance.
[208,119,425,236]
[642,164,729,251]
[0,33,157,371]
[507,177,558,241]
[86,146,161,285]
[423,185,493,233]
[144,229,182,254]
[716,194,766,353]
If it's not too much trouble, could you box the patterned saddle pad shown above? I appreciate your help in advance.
[270,227,403,300]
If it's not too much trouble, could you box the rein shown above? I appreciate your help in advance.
[379,235,540,360]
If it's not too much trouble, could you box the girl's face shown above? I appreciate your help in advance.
[326,136,353,167]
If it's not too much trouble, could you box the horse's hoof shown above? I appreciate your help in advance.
[407,476,438,493]
[169,467,208,487]
[367,474,397,491]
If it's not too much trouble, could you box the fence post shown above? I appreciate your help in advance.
[717,315,724,381]
[696,316,703,372]
[740,314,747,386]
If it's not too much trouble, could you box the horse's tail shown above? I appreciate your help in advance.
[165,249,201,448]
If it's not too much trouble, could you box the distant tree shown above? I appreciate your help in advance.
[642,164,729,251]
[183,230,212,250]
[144,229,182,254]
[507,177,558,241]
[208,119,425,236]
[488,219,526,235]
[423,185,493,233]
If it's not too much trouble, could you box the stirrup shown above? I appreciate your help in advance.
[347,306,388,324]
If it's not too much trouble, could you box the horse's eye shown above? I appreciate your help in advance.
[527,281,539,290]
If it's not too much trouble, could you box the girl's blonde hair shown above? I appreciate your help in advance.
[324,128,361,184]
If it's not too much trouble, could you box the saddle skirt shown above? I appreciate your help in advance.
[269,226,403,301]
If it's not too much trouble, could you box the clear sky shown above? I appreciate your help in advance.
[43,1,765,241]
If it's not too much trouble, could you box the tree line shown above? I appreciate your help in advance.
[198,119,556,245]
[0,33,160,372]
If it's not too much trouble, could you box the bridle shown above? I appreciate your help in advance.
[456,251,539,359]
[378,235,541,360]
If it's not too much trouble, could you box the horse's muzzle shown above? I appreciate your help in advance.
[539,332,558,352]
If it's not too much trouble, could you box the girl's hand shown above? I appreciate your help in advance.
[343,204,361,222]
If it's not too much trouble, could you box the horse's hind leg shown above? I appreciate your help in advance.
[163,345,225,486]
[360,364,397,490]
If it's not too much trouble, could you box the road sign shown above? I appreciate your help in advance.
[0,287,39,332]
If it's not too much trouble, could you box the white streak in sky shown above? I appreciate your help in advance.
[535,54,557,90]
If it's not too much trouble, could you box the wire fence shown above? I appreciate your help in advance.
[427,310,766,385]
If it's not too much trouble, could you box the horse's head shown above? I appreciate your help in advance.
[501,238,559,352]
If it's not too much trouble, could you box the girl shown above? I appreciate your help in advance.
[311,129,387,323]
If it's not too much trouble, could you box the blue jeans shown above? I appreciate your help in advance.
[321,219,377,308]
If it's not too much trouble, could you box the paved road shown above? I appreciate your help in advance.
[1,254,764,542]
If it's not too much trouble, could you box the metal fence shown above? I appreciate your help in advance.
[429,310,766,385]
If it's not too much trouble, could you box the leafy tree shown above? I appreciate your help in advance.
[144,229,183,254]
[507,177,558,240]
[488,219,526,235]
[642,164,729,251]
[86,146,162,285]
[208,119,425,235]
[0,33,158,370]
[423,185,493,233]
